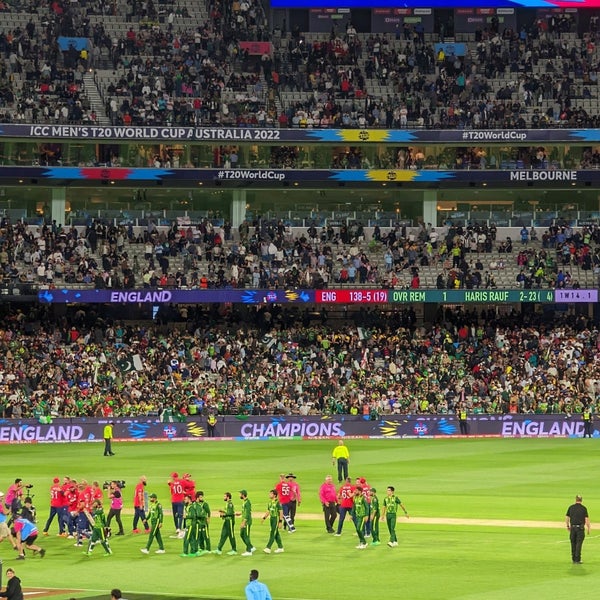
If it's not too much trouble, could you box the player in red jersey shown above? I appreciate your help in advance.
[65,480,79,538]
[132,476,149,533]
[42,477,67,536]
[274,474,294,532]
[168,472,185,534]
[335,477,355,536]
[181,473,196,499]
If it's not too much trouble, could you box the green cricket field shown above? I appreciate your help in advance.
[2,437,599,600]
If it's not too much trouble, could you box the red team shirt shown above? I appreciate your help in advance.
[169,478,185,503]
[338,482,355,509]
[134,482,146,508]
[50,484,64,508]
[181,475,196,499]
[275,479,292,506]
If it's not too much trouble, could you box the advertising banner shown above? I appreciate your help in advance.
[36,288,599,305]
[3,125,600,144]
[0,415,591,443]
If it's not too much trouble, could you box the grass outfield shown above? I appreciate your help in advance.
[2,438,600,600]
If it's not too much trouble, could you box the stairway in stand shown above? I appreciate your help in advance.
[83,72,112,125]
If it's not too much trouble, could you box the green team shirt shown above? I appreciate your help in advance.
[184,502,198,527]
[353,495,368,519]
[196,500,211,524]
[240,498,252,525]
[148,501,164,524]
[91,508,107,530]
[370,494,380,517]
[383,495,401,514]
[221,500,235,522]
[267,499,282,519]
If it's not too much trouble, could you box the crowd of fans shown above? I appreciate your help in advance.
[0,217,599,292]
[0,0,600,130]
[0,301,597,421]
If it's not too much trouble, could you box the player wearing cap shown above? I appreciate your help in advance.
[141,493,165,554]
[214,492,237,555]
[381,486,409,548]
[262,489,284,554]
[43,478,66,537]
[167,473,185,535]
[238,490,254,556]
[335,477,354,536]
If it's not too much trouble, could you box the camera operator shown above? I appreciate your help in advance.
[106,481,124,536]
[5,480,32,526]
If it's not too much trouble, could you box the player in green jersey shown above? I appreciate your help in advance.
[194,491,211,556]
[353,486,368,549]
[262,489,284,554]
[214,492,237,555]
[381,486,409,547]
[369,488,381,546]
[141,493,165,554]
[181,494,199,557]
[239,490,254,556]
[83,500,112,556]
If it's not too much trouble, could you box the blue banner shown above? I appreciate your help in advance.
[58,37,88,52]
[435,43,467,57]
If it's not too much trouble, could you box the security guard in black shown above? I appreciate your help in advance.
[565,495,590,564]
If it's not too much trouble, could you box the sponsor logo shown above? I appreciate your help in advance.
[217,170,286,181]
[509,171,577,182]
[239,421,344,438]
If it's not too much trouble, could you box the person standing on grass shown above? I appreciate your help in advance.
[83,500,112,556]
[181,494,199,557]
[194,491,211,556]
[335,477,354,536]
[103,422,115,456]
[0,568,23,600]
[106,481,124,536]
[353,486,368,550]
[167,473,185,536]
[245,569,272,600]
[286,473,301,529]
[42,477,66,536]
[319,475,338,534]
[274,474,292,531]
[239,490,254,556]
[132,476,149,534]
[141,493,165,554]
[332,439,350,482]
[370,488,381,546]
[214,492,237,555]
[381,486,409,548]
[566,494,591,564]
[262,489,284,554]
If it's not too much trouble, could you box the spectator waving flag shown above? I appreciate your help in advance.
[117,354,144,372]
